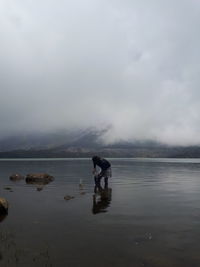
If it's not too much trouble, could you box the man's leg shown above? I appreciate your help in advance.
[96,171,104,187]
[104,177,108,188]
[94,175,98,185]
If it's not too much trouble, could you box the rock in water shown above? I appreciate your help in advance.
[64,195,75,201]
[26,173,54,184]
[4,187,13,192]
[0,198,8,214]
[10,173,24,181]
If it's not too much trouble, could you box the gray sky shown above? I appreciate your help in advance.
[1,0,200,145]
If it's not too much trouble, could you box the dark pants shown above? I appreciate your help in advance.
[94,170,108,187]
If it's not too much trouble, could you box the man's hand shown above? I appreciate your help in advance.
[92,168,96,174]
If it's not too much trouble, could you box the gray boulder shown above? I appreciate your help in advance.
[26,173,54,185]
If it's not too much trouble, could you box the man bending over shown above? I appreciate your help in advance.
[92,156,112,187]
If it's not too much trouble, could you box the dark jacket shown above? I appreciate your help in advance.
[93,157,111,170]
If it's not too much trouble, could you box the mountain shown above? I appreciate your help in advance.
[0,129,103,152]
[0,129,200,158]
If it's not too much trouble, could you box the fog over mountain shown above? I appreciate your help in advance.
[1,0,200,146]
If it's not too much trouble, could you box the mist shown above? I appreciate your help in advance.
[1,0,200,146]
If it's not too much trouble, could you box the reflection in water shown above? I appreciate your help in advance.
[26,180,53,191]
[92,185,112,214]
[26,180,51,186]
[36,186,44,191]
[0,214,7,223]
[0,213,8,262]
[25,173,54,191]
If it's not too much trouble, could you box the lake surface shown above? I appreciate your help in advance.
[0,158,200,266]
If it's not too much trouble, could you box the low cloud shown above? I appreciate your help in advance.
[0,0,200,146]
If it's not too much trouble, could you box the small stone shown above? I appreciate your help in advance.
[64,195,75,201]
[4,187,12,191]
[10,174,24,181]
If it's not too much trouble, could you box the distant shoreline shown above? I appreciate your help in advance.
[1,157,200,161]
[1,145,200,159]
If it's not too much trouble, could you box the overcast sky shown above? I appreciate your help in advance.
[1,0,200,145]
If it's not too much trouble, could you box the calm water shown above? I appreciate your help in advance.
[0,158,200,266]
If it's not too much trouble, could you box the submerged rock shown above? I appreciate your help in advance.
[4,187,13,192]
[4,187,12,190]
[10,173,24,181]
[0,198,8,214]
[26,173,54,185]
[64,195,75,201]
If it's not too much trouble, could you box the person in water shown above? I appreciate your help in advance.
[92,156,112,187]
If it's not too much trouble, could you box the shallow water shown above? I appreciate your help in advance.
[0,158,200,266]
